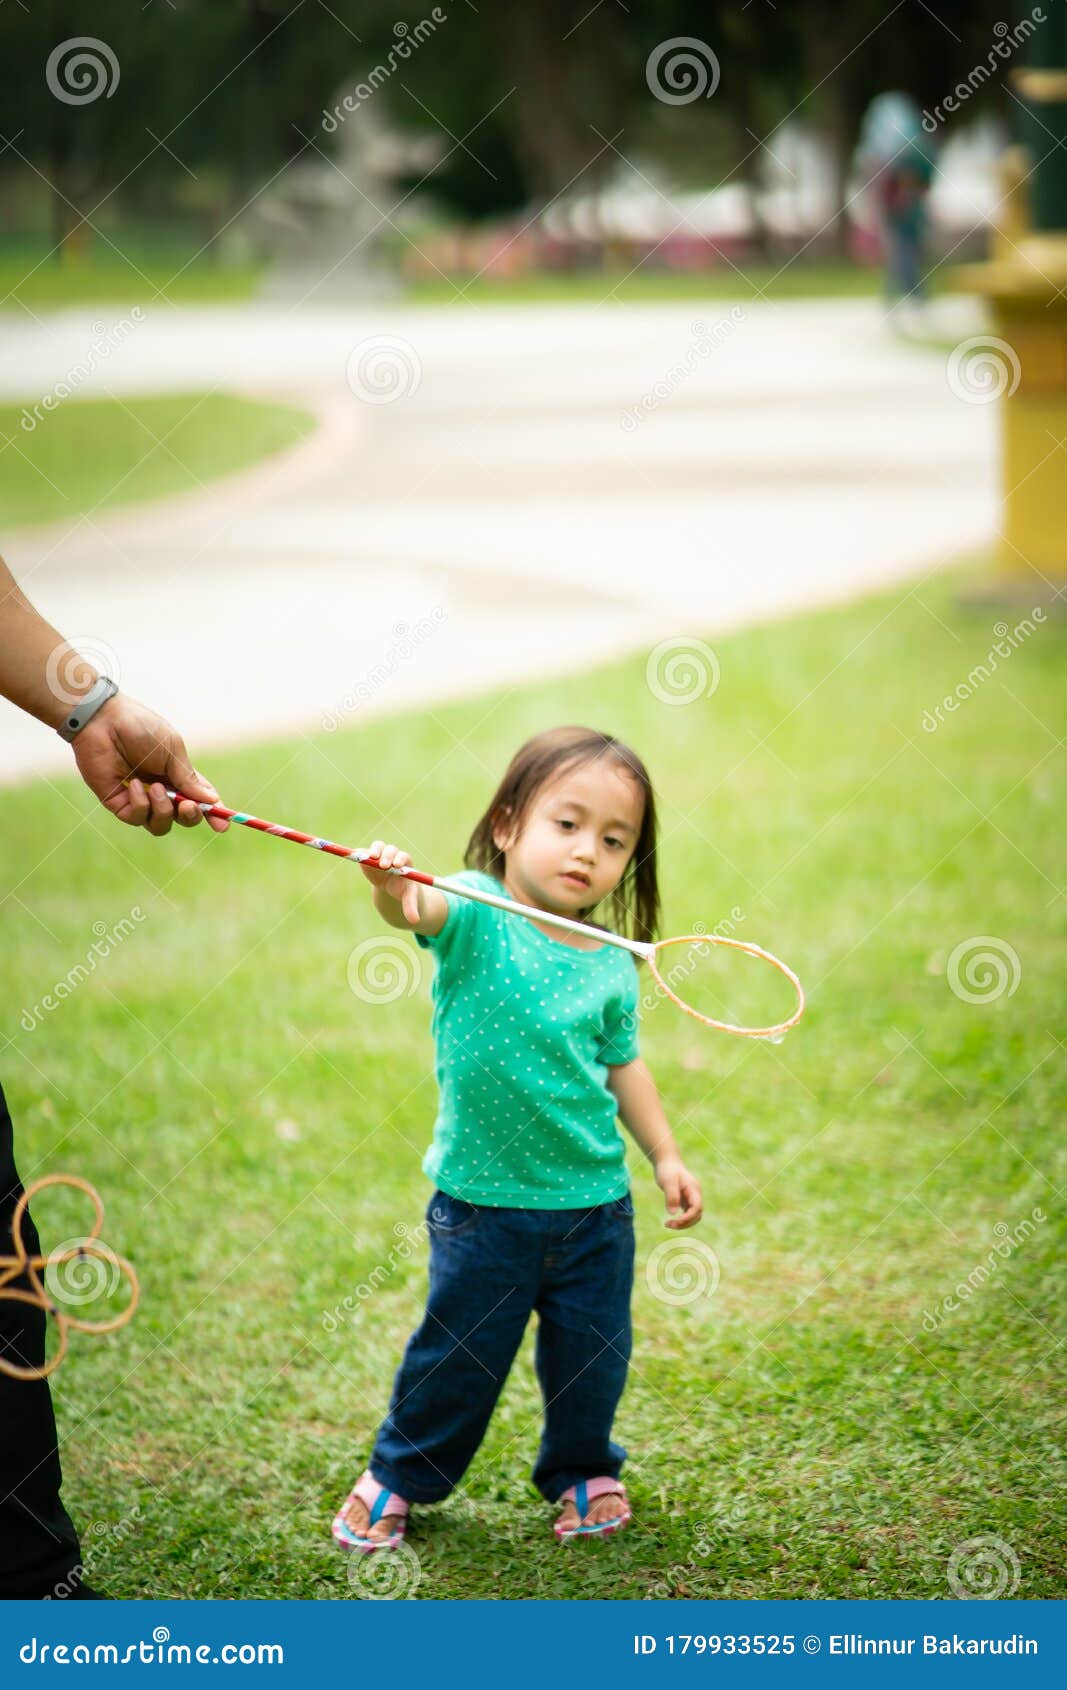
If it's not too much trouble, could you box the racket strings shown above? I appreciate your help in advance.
[648,934,805,1039]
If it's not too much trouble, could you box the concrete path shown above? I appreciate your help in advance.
[0,295,996,786]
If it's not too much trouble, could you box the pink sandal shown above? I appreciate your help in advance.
[554,1476,631,1541]
[331,1470,409,1553]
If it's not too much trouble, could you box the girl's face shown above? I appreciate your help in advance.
[493,759,644,917]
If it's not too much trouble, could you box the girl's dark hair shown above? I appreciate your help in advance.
[464,725,660,947]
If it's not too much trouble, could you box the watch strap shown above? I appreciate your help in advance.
[57,675,119,742]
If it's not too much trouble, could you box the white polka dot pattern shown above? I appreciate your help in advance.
[412,871,640,1208]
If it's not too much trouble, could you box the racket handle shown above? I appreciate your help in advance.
[163,785,439,885]
[161,785,650,959]
[358,857,437,888]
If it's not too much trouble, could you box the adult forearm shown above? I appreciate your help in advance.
[0,556,94,729]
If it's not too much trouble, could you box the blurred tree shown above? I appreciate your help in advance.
[0,0,1029,258]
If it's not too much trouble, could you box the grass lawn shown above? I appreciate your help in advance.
[1,565,1063,1600]
[403,262,892,307]
[0,394,314,528]
[0,241,264,310]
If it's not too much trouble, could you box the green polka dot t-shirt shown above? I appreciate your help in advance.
[414,870,640,1208]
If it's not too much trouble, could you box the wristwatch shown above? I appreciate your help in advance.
[57,675,119,742]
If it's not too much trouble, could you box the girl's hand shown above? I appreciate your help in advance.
[655,1156,703,1229]
[361,840,421,925]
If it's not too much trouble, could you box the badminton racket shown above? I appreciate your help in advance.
[164,788,805,1039]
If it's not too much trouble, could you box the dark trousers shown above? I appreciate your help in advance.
[886,226,924,300]
[0,1080,83,1598]
[369,1186,635,1505]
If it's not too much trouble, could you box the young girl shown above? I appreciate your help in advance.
[332,724,702,1549]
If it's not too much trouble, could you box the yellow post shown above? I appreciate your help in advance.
[953,27,1067,593]
[955,236,1067,586]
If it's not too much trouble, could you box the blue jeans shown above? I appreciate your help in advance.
[886,226,925,300]
[369,1187,635,1504]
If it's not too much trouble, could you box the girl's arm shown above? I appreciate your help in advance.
[606,1058,703,1229]
[360,840,449,937]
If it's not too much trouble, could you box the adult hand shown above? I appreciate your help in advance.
[71,694,229,837]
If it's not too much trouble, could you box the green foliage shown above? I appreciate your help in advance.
[403,262,884,305]
[0,393,312,527]
[0,0,1023,236]
[0,238,264,309]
